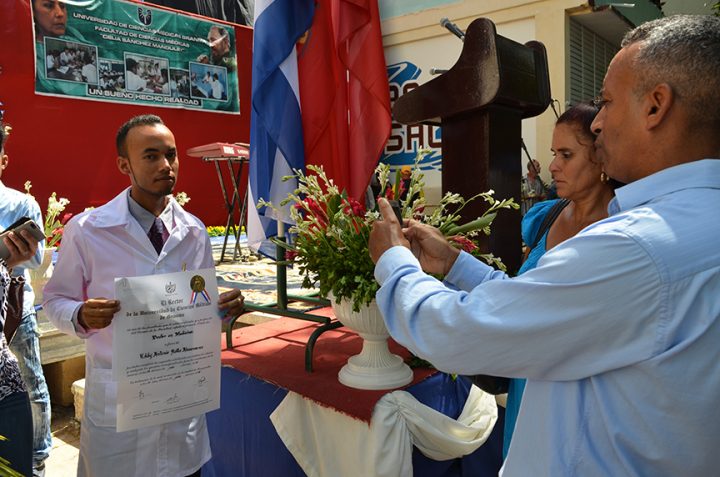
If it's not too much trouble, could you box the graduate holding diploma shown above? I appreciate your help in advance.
[43,115,245,477]
[112,266,223,433]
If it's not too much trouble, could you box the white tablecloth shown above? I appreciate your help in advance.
[270,384,498,477]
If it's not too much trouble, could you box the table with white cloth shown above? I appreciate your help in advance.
[202,316,505,477]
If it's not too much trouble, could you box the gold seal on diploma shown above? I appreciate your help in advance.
[190,275,205,292]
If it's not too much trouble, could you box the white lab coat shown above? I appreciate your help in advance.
[44,189,214,477]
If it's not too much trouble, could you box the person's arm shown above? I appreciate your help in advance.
[3,229,39,269]
[3,227,39,270]
[26,197,44,269]
[3,197,44,273]
[374,227,662,380]
[42,219,96,338]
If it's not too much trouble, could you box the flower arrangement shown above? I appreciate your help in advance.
[174,191,191,206]
[24,181,71,248]
[261,153,517,312]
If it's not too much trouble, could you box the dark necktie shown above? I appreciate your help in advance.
[148,218,165,254]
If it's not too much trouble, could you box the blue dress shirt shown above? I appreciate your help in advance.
[0,182,44,318]
[375,159,720,476]
[504,199,559,458]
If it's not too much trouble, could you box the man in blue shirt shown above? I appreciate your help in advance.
[0,123,52,477]
[369,15,720,477]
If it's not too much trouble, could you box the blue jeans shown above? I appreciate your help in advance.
[9,312,52,469]
[0,391,33,477]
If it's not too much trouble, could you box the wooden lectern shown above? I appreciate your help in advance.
[393,18,551,273]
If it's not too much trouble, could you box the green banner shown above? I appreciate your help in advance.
[33,0,240,114]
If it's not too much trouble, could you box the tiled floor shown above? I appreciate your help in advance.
[45,405,80,477]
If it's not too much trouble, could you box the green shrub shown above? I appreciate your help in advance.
[206,225,246,237]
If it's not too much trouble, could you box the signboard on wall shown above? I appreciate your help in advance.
[381,19,539,206]
[384,61,442,171]
[32,0,240,114]
[382,59,450,206]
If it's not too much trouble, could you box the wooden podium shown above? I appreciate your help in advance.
[393,18,551,272]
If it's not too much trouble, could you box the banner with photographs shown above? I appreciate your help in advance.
[32,0,239,114]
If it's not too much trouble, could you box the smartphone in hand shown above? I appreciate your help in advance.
[0,217,45,260]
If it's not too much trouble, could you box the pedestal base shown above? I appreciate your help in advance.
[329,293,414,390]
[338,349,413,390]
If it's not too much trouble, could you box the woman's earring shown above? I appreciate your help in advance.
[600,171,609,183]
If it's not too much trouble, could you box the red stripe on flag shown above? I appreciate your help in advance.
[298,0,391,201]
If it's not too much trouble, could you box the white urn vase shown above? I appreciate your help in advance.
[330,296,413,390]
[29,247,55,305]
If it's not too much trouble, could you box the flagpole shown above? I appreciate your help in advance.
[276,220,288,309]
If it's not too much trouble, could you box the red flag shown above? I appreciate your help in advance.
[298,0,391,201]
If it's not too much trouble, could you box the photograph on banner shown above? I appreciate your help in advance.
[44,37,98,85]
[31,0,240,114]
[169,68,191,98]
[189,62,228,102]
[124,53,171,95]
[98,59,126,92]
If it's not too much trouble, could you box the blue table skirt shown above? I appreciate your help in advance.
[204,367,504,476]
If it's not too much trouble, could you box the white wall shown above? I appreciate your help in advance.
[381,12,542,204]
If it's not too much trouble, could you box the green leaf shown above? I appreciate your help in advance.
[445,213,496,236]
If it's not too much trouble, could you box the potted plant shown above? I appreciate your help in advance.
[261,156,517,389]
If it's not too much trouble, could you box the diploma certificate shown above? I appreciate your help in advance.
[113,267,220,431]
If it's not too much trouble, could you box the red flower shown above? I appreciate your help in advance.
[397,182,407,198]
[60,212,73,225]
[303,197,328,227]
[384,188,395,200]
[448,235,478,253]
[285,250,298,261]
[344,198,365,217]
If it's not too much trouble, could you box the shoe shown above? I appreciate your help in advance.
[33,461,46,477]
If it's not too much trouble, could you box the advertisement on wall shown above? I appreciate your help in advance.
[32,0,239,114]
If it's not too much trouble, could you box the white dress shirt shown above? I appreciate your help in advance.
[44,189,214,477]
[126,70,147,92]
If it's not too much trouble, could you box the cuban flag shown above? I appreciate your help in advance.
[298,0,392,202]
[247,0,315,258]
[248,0,391,258]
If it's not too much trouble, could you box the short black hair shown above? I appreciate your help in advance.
[126,57,138,72]
[556,101,600,145]
[0,121,9,151]
[116,114,164,156]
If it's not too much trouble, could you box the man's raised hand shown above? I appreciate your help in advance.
[369,198,411,263]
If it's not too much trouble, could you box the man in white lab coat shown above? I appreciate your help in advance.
[43,114,245,477]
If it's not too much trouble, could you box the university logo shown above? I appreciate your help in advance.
[137,7,153,26]
[165,281,176,294]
